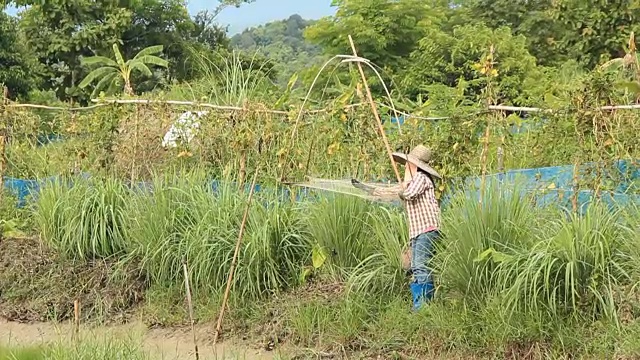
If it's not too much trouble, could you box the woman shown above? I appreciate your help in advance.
[393,145,442,311]
[352,144,442,311]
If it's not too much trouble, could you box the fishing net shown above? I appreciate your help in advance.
[287,177,401,203]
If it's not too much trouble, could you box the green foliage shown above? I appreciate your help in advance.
[0,337,149,360]
[16,0,133,99]
[14,0,230,100]
[35,177,129,260]
[306,0,446,71]
[0,12,41,98]
[231,15,323,84]
[403,24,541,105]
[550,0,640,68]
[122,171,310,299]
[432,183,640,325]
[462,0,640,68]
[79,43,168,96]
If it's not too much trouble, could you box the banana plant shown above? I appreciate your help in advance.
[600,32,640,101]
[79,44,168,97]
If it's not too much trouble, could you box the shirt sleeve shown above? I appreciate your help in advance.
[400,174,431,200]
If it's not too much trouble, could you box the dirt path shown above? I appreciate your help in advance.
[0,319,281,360]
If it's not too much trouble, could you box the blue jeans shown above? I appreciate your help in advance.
[411,230,439,285]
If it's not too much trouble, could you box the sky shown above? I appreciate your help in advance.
[5,0,337,35]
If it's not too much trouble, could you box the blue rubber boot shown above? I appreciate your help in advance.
[410,281,435,312]
[410,283,426,312]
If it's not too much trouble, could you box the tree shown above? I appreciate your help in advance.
[550,0,640,68]
[121,1,228,83]
[458,0,563,66]
[0,12,41,99]
[79,44,168,97]
[15,0,231,100]
[460,0,640,68]
[230,14,322,84]
[305,0,449,72]
[16,0,133,99]
[402,24,541,105]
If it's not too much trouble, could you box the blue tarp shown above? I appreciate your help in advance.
[3,160,639,210]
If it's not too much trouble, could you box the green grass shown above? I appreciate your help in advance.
[0,338,148,360]
[124,171,311,300]
[19,175,640,358]
[0,345,45,360]
[35,177,129,260]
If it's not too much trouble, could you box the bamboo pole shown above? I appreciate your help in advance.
[183,261,199,360]
[213,167,260,345]
[0,87,7,203]
[572,162,579,213]
[479,46,496,204]
[347,35,403,185]
[89,99,365,115]
[5,99,640,119]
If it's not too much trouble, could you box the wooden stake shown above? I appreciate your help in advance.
[73,299,80,337]
[183,261,200,360]
[347,35,403,185]
[0,87,7,203]
[213,167,260,345]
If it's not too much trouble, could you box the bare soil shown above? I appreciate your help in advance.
[0,319,279,360]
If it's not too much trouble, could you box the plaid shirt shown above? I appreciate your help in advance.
[400,172,440,239]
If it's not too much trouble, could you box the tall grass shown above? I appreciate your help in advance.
[173,49,275,106]
[503,204,638,322]
[347,207,407,296]
[306,196,376,273]
[433,183,640,324]
[29,171,640,344]
[432,182,546,303]
[125,171,311,299]
[35,177,129,260]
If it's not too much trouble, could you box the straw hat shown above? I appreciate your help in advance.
[392,145,441,180]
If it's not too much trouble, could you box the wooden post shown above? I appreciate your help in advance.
[213,167,260,345]
[73,299,80,338]
[183,261,200,360]
[347,35,403,185]
[131,104,140,184]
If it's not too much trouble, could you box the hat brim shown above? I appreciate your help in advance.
[392,152,442,179]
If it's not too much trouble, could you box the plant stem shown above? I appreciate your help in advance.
[183,261,199,360]
[213,166,260,345]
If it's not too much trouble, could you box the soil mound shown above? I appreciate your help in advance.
[0,237,146,323]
